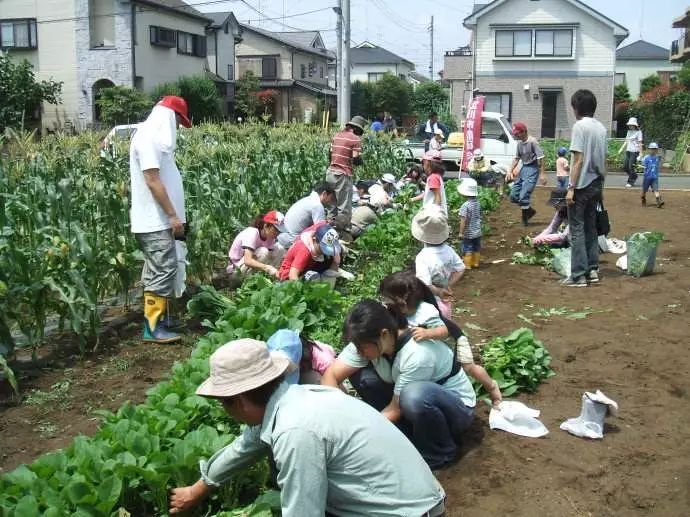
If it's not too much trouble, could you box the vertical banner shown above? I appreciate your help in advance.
[461,95,485,171]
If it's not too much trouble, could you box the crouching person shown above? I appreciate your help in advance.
[322,300,476,470]
[169,339,447,516]
[227,211,285,278]
[278,222,341,282]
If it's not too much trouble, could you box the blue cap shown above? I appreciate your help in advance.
[314,224,341,257]
[647,142,659,149]
[557,147,568,156]
[266,329,302,385]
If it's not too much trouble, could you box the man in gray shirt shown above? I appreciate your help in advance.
[277,183,335,248]
[562,89,607,287]
[507,122,547,226]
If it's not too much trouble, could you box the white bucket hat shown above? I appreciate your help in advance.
[196,339,290,398]
[411,207,449,245]
[381,173,396,184]
[458,177,478,197]
[626,117,639,128]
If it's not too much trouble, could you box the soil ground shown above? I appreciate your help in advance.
[1,188,689,516]
[440,187,690,517]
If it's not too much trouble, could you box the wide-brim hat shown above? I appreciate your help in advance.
[196,339,290,398]
[346,115,367,132]
[547,188,568,207]
[381,173,396,184]
[458,178,478,197]
[434,128,445,138]
[158,95,192,128]
[411,207,449,245]
[626,117,639,128]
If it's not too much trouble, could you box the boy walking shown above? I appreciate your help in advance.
[641,143,664,208]
[507,122,547,226]
[458,178,482,268]
[563,89,607,287]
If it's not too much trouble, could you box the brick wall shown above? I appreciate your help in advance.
[476,75,613,138]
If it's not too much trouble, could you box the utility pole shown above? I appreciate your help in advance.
[335,2,342,124]
[342,0,351,123]
[429,16,434,79]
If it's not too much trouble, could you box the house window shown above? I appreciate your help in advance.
[482,93,512,121]
[150,26,176,47]
[0,19,38,49]
[227,64,234,80]
[262,57,277,79]
[368,72,385,82]
[320,66,324,79]
[495,30,532,57]
[177,31,206,57]
[301,64,306,79]
[535,29,572,57]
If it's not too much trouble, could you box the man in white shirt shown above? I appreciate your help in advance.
[277,183,335,248]
[129,96,191,343]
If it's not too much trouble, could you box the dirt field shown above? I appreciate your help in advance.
[440,187,690,517]
[1,188,688,516]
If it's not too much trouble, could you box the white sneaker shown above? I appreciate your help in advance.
[625,183,632,188]
[587,270,600,284]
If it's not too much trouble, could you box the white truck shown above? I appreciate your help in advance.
[398,111,518,175]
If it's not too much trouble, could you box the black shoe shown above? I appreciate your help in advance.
[526,207,536,221]
[521,210,529,226]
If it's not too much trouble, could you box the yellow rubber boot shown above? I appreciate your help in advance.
[472,252,481,268]
[463,253,474,269]
[143,292,181,343]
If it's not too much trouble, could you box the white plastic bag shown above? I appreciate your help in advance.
[174,241,188,298]
[616,254,627,271]
[489,401,549,438]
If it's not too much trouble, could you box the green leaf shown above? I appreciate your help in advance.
[96,475,123,513]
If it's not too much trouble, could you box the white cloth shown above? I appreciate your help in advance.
[129,106,185,233]
[489,401,549,438]
[625,129,643,153]
[415,244,465,289]
[174,241,188,298]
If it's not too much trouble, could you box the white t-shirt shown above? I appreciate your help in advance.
[415,244,465,289]
[129,109,185,234]
[625,129,643,153]
[338,340,476,406]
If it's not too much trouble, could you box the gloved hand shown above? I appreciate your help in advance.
[265,265,278,278]
[338,268,355,281]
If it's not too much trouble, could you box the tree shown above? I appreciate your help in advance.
[639,74,662,96]
[614,83,631,104]
[151,75,223,123]
[0,54,62,131]
[411,82,448,120]
[351,80,374,119]
[370,73,412,119]
[234,71,260,119]
[96,86,153,125]
[678,62,690,89]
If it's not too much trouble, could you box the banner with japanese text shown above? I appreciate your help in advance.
[461,96,485,171]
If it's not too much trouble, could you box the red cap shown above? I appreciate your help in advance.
[158,96,192,128]
[263,210,285,227]
[512,122,527,136]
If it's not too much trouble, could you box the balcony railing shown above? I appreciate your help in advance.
[670,31,690,62]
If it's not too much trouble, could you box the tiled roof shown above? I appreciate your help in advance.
[350,45,415,67]
[134,0,210,22]
[616,39,670,60]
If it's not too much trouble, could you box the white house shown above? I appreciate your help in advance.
[615,40,680,99]
[460,0,629,138]
[0,0,244,130]
[350,42,416,83]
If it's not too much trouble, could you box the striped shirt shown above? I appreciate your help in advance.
[459,199,482,239]
[329,129,362,176]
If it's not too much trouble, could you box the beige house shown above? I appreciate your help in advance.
[448,0,629,138]
[0,0,241,130]
[235,24,336,123]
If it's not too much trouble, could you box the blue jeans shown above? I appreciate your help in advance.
[510,163,539,209]
[462,237,481,253]
[624,151,639,185]
[568,178,603,279]
[350,366,474,469]
[556,176,568,189]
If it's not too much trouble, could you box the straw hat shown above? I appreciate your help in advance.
[196,339,290,398]
[411,207,449,245]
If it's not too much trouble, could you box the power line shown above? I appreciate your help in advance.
[241,6,335,24]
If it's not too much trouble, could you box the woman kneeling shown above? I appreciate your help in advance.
[322,300,476,469]
[227,211,285,278]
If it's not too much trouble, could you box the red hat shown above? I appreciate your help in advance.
[263,210,285,227]
[158,96,192,128]
[512,122,527,136]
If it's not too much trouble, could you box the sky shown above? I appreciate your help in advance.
[189,0,685,78]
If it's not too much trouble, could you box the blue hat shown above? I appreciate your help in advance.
[314,224,341,257]
[266,329,302,385]
[647,142,659,149]
[557,147,568,156]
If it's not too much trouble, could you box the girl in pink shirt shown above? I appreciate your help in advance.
[227,211,285,278]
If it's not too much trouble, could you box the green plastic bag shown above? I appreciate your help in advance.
[551,248,571,278]
[626,232,663,277]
